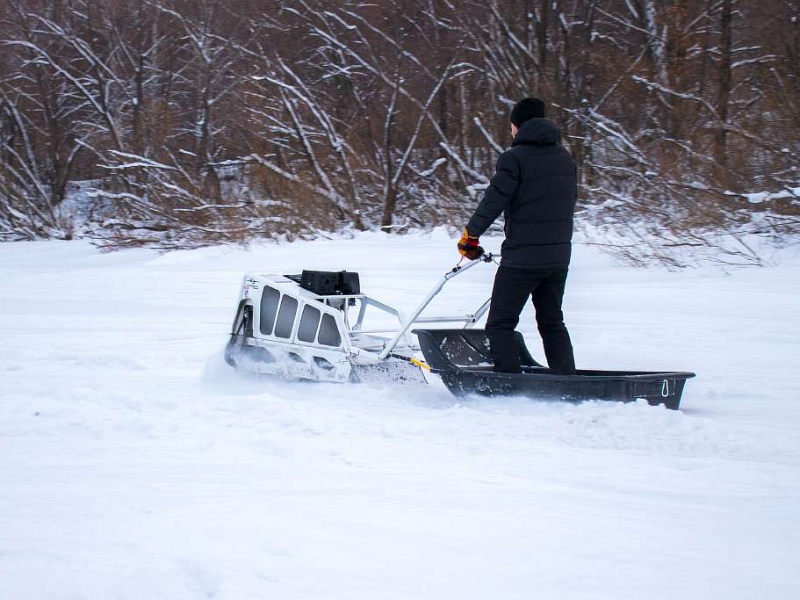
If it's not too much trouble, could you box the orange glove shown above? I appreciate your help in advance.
[457,227,484,260]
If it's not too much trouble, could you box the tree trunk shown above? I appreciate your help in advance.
[715,0,733,184]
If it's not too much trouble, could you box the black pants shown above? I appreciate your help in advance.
[486,266,576,374]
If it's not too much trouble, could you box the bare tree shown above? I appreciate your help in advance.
[0,0,796,262]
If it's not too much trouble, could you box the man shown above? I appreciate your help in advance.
[457,97,577,375]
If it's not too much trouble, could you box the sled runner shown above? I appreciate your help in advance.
[224,254,695,409]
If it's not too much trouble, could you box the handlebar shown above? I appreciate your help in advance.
[378,252,498,359]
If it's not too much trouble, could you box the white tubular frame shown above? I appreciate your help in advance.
[378,254,496,360]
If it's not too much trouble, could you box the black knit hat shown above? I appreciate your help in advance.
[510,97,546,127]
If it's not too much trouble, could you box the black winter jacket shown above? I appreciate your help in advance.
[466,118,577,269]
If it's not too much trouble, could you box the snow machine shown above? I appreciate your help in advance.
[224,268,432,385]
[224,254,695,409]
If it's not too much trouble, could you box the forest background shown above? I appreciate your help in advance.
[1,0,798,266]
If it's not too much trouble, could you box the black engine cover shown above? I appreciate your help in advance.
[289,270,360,295]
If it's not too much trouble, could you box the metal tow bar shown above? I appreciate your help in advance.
[378,253,496,360]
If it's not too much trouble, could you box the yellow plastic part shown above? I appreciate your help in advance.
[409,357,431,371]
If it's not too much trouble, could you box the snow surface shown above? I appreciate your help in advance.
[1,230,799,599]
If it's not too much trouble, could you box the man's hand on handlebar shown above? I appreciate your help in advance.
[457,227,485,261]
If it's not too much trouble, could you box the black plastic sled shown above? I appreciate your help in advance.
[414,329,695,410]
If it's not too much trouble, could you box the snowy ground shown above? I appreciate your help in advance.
[1,231,799,600]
